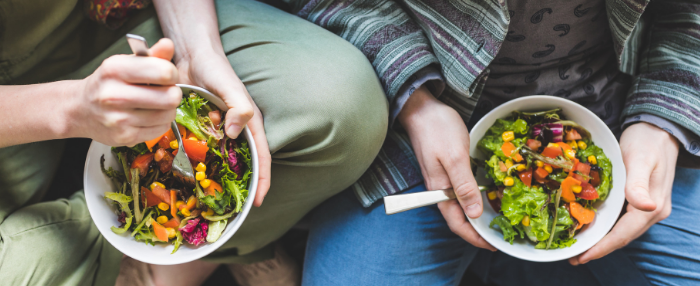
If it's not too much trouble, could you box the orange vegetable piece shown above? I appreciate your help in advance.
[560,177,580,203]
[534,167,549,182]
[182,139,208,162]
[501,142,516,158]
[204,181,223,197]
[556,142,573,152]
[158,129,176,150]
[130,153,154,178]
[526,139,542,150]
[152,219,169,242]
[177,123,187,139]
[144,136,164,152]
[513,153,524,162]
[541,146,563,158]
[141,187,164,207]
[170,190,178,218]
[570,201,595,225]
[572,162,592,183]
[151,185,171,204]
[498,161,507,172]
[162,217,181,228]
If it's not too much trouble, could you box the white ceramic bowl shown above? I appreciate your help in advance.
[84,84,259,265]
[467,95,625,262]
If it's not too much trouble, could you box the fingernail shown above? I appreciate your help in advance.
[466,203,481,218]
[227,125,243,138]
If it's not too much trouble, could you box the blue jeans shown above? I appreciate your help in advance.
[302,167,700,286]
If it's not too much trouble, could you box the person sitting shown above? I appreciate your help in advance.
[0,0,388,285]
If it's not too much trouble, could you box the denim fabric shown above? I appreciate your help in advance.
[303,167,700,286]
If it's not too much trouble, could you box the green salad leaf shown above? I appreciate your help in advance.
[207,220,228,243]
[500,180,548,226]
[490,215,523,244]
[176,95,208,140]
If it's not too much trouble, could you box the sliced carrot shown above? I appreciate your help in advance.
[177,123,187,139]
[152,219,169,242]
[185,195,197,210]
[144,136,163,152]
[162,217,180,228]
[513,153,524,162]
[141,187,164,207]
[560,177,580,203]
[151,185,171,204]
[170,190,178,218]
[570,201,595,225]
[556,142,573,152]
[158,129,176,150]
[501,142,516,158]
[204,181,223,197]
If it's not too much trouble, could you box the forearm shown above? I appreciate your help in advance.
[0,81,80,148]
[152,0,225,63]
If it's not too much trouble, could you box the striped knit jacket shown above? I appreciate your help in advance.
[286,0,700,207]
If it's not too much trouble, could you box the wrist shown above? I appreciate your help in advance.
[56,80,86,139]
[398,85,439,129]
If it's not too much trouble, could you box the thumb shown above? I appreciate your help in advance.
[148,38,175,61]
[624,156,657,212]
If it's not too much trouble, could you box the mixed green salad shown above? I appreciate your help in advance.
[100,91,252,253]
[477,108,612,249]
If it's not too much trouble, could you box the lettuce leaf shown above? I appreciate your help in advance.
[105,192,133,234]
[485,155,507,185]
[176,94,224,141]
[490,215,524,244]
[206,220,228,243]
[500,179,548,226]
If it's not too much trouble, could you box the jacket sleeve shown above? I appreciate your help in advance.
[292,0,442,124]
[622,1,700,146]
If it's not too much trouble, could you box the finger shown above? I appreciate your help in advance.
[623,154,657,212]
[575,209,655,264]
[128,109,177,128]
[442,151,482,218]
[99,83,182,110]
[221,87,255,139]
[101,55,179,85]
[248,111,272,207]
[438,200,496,251]
[148,38,175,61]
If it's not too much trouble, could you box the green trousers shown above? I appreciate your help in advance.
[0,0,388,285]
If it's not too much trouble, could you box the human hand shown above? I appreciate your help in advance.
[569,122,678,265]
[71,39,182,146]
[398,86,496,251]
[175,49,271,207]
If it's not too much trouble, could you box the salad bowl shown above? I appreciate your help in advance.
[468,95,626,262]
[83,84,259,265]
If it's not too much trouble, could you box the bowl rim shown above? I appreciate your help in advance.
[83,84,259,265]
[466,95,625,262]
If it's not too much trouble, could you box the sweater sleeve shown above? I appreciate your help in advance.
[293,0,441,122]
[622,1,700,139]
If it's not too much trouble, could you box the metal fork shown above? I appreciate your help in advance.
[126,34,196,187]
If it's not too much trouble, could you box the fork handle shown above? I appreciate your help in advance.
[383,189,456,215]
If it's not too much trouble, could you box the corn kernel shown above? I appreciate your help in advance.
[195,172,206,181]
[572,185,582,193]
[181,208,191,217]
[196,162,206,172]
[588,155,597,165]
[567,140,578,149]
[150,182,165,191]
[565,149,577,159]
[158,202,170,211]
[188,135,198,141]
[536,160,544,168]
[204,208,214,216]
[169,140,178,149]
[544,165,553,173]
[488,191,497,200]
[577,141,588,150]
[522,215,531,226]
[200,179,211,189]
[516,164,527,172]
[166,228,177,239]
[175,201,185,209]
[156,216,168,225]
[502,131,515,142]
[547,142,559,148]
[505,159,514,169]
[504,177,515,186]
